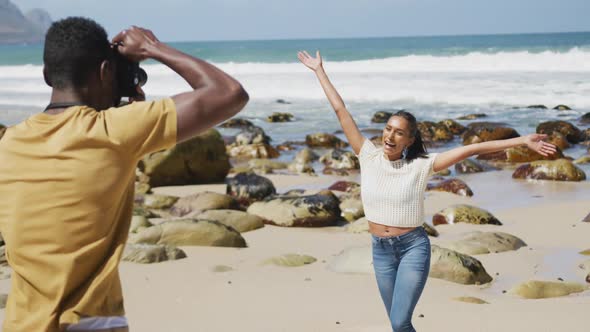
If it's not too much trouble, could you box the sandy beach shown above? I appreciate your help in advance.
[1,170,587,332]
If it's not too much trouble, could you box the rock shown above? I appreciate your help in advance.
[0,264,11,280]
[433,205,502,226]
[247,159,288,173]
[580,249,590,256]
[135,182,151,195]
[418,121,453,143]
[133,206,157,218]
[512,159,586,182]
[508,280,588,299]
[170,192,240,217]
[0,1,50,43]
[141,129,230,186]
[0,125,5,140]
[371,111,393,123]
[583,213,590,223]
[196,209,264,233]
[130,219,247,247]
[574,156,590,165]
[553,105,572,111]
[505,145,564,162]
[435,168,451,176]
[137,194,179,210]
[536,121,585,144]
[234,126,271,146]
[219,117,254,128]
[211,265,233,272]
[457,113,487,120]
[427,178,474,197]
[446,231,527,255]
[547,132,571,150]
[0,293,6,309]
[453,297,488,304]
[276,99,291,104]
[294,148,319,164]
[328,181,360,193]
[320,149,360,170]
[305,133,348,148]
[454,159,486,174]
[430,245,493,285]
[129,215,153,233]
[580,113,590,125]
[247,190,341,227]
[267,112,294,122]
[263,254,317,267]
[438,119,466,135]
[339,196,364,222]
[226,172,276,206]
[287,161,316,175]
[526,105,548,109]
[462,122,520,145]
[227,143,280,159]
[122,243,186,264]
[423,223,439,237]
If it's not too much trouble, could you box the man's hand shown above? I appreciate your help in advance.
[128,86,146,103]
[111,26,160,62]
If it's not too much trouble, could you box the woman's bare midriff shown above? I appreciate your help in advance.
[368,220,417,237]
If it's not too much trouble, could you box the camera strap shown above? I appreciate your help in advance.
[44,102,86,112]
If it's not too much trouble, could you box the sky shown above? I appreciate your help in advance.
[13,0,590,42]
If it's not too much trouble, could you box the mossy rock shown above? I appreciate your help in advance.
[263,254,317,267]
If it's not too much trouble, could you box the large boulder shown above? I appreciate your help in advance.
[433,205,502,226]
[305,133,348,148]
[169,192,240,217]
[328,181,360,193]
[141,129,230,186]
[122,243,186,264]
[246,159,288,174]
[226,172,276,206]
[427,178,474,197]
[457,113,487,120]
[136,194,179,210]
[247,190,341,227]
[512,159,586,182]
[446,231,527,255]
[536,121,585,144]
[418,121,453,143]
[130,219,247,247]
[462,122,520,145]
[430,245,493,285]
[508,280,588,299]
[293,148,319,164]
[195,209,264,233]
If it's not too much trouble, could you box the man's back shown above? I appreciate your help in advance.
[0,100,176,331]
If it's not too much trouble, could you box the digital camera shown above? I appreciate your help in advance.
[112,47,148,98]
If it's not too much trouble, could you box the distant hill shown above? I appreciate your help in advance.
[0,0,52,44]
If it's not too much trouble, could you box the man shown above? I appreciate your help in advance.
[0,17,248,331]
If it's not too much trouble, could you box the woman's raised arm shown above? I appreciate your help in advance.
[298,50,365,154]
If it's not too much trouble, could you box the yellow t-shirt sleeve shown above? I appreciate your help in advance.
[103,98,177,160]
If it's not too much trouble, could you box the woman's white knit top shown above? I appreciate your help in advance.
[357,139,438,227]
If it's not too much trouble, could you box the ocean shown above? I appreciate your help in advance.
[1,31,590,165]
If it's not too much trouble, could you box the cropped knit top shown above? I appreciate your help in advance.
[357,139,438,227]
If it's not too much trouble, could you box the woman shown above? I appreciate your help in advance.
[297,50,556,332]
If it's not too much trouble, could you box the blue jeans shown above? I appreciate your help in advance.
[371,227,431,332]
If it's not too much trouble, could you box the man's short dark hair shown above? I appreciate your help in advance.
[43,17,111,89]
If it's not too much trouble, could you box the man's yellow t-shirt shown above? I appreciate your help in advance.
[0,98,177,331]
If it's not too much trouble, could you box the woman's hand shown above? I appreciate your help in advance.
[524,134,557,156]
[297,50,323,72]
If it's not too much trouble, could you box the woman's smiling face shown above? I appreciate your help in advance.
[382,116,415,160]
